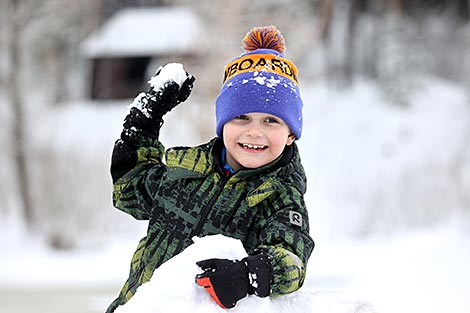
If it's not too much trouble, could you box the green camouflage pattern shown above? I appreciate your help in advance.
[106,136,314,312]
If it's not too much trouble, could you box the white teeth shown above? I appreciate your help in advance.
[242,143,266,150]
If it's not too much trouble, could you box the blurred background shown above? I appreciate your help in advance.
[0,0,469,312]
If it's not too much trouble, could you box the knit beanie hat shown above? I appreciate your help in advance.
[215,26,303,139]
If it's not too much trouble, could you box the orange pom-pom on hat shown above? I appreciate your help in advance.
[215,26,304,139]
[242,25,286,54]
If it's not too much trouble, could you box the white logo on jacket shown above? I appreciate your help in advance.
[289,211,302,227]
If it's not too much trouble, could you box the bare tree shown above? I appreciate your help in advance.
[1,0,99,233]
[3,0,41,232]
[318,0,334,41]
[344,0,363,85]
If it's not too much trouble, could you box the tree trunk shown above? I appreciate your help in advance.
[318,0,333,41]
[344,0,361,85]
[389,0,403,14]
[7,0,36,232]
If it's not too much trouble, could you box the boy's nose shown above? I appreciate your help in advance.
[245,124,263,137]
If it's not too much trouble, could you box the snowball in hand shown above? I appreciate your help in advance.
[148,63,188,92]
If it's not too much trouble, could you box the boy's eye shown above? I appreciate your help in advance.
[235,115,248,120]
[265,117,279,123]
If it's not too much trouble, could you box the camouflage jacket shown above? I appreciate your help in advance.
[106,136,314,312]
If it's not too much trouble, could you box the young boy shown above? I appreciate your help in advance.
[106,26,314,312]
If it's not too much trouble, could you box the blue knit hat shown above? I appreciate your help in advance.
[215,26,303,139]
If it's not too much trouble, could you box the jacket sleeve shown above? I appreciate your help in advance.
[110,134,166,220]
[254,185,315,296]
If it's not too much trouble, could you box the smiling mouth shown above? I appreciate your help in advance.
[240,143,268,150]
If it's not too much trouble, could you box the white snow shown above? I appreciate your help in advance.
[116,235,377,313]
[1,76,469,313]
[254,76,266,85]
[129,92,151,117]
[266,76,281,88]
[128,63,188,117]
[148,63,188,91]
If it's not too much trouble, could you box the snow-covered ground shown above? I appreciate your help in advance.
[1,220,468,313]
[0,76,469,313]
[115,222,470,313]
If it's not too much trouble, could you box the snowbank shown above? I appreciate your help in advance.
[115,235,376,313]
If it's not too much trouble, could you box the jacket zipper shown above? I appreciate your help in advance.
[192,175,229,237]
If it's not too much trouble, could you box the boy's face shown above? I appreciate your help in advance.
[223,112,295,172]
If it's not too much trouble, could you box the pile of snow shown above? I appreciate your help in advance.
[115,235,376,313]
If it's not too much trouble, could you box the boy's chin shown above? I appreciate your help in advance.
[237,159,270,169]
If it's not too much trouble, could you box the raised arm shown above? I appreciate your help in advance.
[110,63,195,219]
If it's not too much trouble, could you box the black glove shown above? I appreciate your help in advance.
[195,253,272,309]
[110,106,162,183]
[145,66,195,119]
[120,65,195,142]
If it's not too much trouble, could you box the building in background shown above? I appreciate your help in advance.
[81,6,202,100]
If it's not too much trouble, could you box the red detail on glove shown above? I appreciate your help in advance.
[195,276,227,309]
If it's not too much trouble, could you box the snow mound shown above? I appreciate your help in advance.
[116,235,376,313]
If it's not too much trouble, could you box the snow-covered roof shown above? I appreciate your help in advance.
[81,7,202,58]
